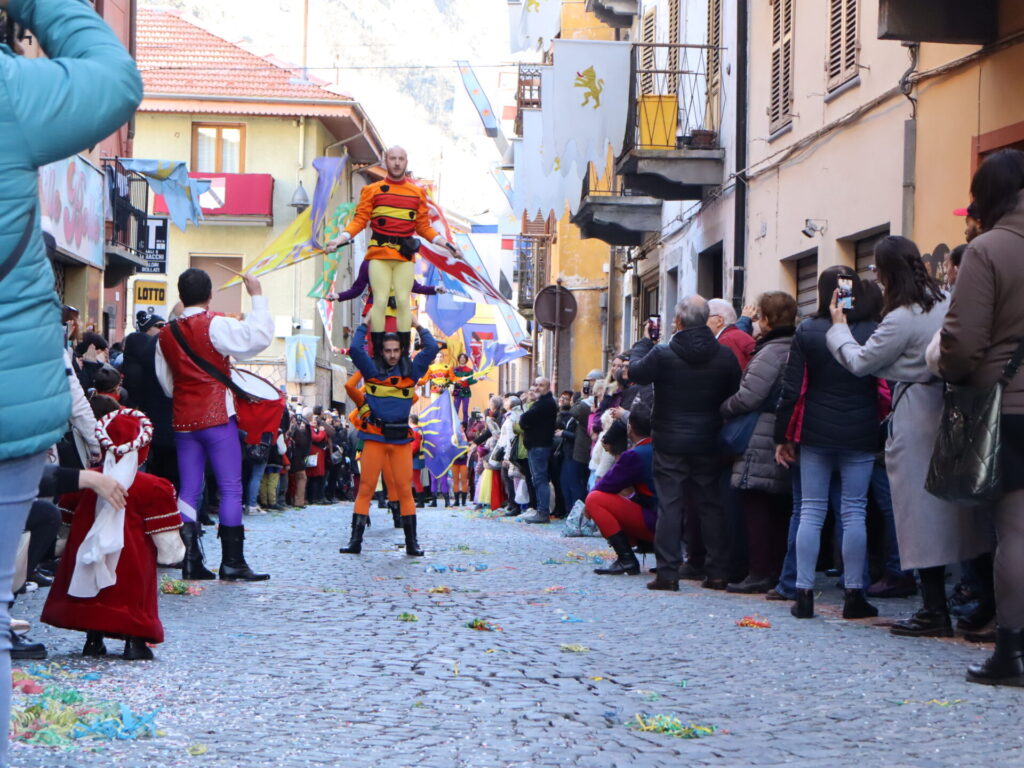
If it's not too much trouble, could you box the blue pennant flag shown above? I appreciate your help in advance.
[425,265,476,336]
[419,390,469,478]
[120,159,211,232]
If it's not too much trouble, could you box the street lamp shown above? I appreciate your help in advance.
[289,181,310,214]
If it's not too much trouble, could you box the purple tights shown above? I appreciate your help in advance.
[175,418,243,526]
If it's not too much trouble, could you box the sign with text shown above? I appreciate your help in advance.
[134,280,167,306]
[137,217,169,274]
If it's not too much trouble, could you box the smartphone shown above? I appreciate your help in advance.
[837,277,854,311]
[582,380,592,396]
[647,315,661,342]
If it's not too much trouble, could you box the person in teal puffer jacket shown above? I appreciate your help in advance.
[0,0,141,763]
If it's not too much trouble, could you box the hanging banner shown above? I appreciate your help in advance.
[513,109,584,219]
[285,335,318,383]
[489,166,514,207]
[419,390,470,478]
[543,39,632,171]
[508,0,561,53]
[120,159,211,232]
[457,60,499,138]
[308,202,356,299]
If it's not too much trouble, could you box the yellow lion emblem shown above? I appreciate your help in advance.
[574,66,604,109]
[525,0,541,11]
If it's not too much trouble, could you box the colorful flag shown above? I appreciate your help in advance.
[284,335,318,383]
[419,390,469,478]
[457,61,499,138]
[508,0,561,53]
[223,156,347,287]
[417,203,508,305]
[308,202,356,299]
[120,159,211,232]
[490,166,514,207]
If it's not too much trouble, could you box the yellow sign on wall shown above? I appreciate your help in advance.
[134,281,167,305]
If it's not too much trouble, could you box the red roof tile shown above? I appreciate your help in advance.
[137,9,352,103]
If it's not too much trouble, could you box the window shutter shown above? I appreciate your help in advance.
[769,0,795,134]
[667,0,681,95]
[640,8,657,96]
[706,0,723,115]
[827,0,859,91]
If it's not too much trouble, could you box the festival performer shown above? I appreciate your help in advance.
[155,268,274,581]
[451,352,477,426]
[346,371,406,528]
[339,322,439,556]
[325,257,444,318]
[410,414,427,507]
[41,404,186,660]
[324,146,461,370]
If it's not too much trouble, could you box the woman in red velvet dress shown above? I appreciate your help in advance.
[42,408,184,660]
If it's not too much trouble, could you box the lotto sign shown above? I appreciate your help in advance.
[134,281,167,305]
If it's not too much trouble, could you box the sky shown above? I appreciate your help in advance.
[143,0,520,220]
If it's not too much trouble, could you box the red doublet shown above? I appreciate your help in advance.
[158,313,231,431]
[41,472,182,644]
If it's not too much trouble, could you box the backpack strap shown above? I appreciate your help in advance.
[168,319,250,401]
[0,204,36,285]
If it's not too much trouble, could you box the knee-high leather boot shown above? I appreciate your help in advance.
[217,525,270,581]
[181,522,216,580]
[339,513,368,554]
[594,531,640,575]
[401,515,424,556]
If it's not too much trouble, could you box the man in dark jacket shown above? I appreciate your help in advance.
[629,295,742,591]
[517,377,558,523]
[122,312,177,487]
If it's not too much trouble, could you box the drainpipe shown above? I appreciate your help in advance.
[297,115,306,170]
[731,0,749,313]
[899,44,920,239]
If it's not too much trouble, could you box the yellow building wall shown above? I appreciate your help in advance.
[914,17,1024,260]
[131,113,353,378]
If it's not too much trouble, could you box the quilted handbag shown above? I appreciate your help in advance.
[926,339,1024,504]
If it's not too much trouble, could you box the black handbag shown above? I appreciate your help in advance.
[925,339,1024,504]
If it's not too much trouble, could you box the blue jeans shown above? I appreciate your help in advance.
[244,459,269,507]
[796,446,875,590]
[527,446,553,515]
[0,452,46,768]
[872,462,905,577]
[560,457,587,513]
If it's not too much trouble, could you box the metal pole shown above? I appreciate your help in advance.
[552,279,562,391]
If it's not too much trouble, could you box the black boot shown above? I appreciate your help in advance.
[181,522,216,580]
[892,566,952,637]
[966,627,1024,686]
[594,532,640,575]
[791,589,815,619]
[415,491,424,508]
[843,589,879,619]
[123,636,154,661]
[429,493,438,508]
[376,491,387,509]
[443,493,451,508]
[401,515,424,556]
[217,525,270,581]
[397,331,413,377]
[339,513,368,554]
[10,630,46,661]
[370,331,386,368]
[389,501,402,529]
[82,631,107,657]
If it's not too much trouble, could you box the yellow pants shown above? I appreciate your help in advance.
[367,259,415,333]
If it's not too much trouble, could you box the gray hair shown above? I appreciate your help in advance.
[708,298,737,326]
[674,295,709,329]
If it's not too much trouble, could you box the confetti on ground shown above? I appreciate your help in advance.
[893,699,966,707]
[544,586,566,593]
[560,615,586,623]
[159,576,203,596]
[636,690,661,702]
[321,587,347,594]
[677,680,688,688]
[560,644,590,653]
[736,615,772,629]
[428,586,452,594]
[627,714,718,739]
[590,676,605,681]
[397,613,419,622]
[187,743,209,756]
[466,619,503,632]
[426,563,489,573]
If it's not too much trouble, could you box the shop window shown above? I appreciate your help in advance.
[192,123,246,173]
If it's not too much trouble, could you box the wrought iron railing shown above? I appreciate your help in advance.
[580,161,630,199]
[513,234,549,311]
[621,42,725,155]
[101,158,149,259]
[514,64,543,137]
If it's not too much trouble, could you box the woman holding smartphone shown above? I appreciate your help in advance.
[826,236,993,638]
[775,266,879,620]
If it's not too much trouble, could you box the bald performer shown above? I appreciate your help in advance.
[326,147,460,372]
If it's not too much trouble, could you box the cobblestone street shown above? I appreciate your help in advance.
[12,502,1024,768]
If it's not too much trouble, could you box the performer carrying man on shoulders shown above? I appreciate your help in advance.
[340,321,439,556]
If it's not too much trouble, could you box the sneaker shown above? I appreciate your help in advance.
[523,512,551,524]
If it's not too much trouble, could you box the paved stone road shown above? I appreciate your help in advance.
[12,502,1024,767]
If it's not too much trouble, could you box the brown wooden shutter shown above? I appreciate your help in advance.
[827,0,859,91]
[640,8,657,96]
[769,0,795,134]
[667,0,681,95]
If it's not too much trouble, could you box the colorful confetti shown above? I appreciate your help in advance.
[428,586,452,594]
[159,576,203,596]
[560,644,589,653]
[736,615,772,629]
[627,714,717,739]
[466,619,503,632]
[397,613,419,622]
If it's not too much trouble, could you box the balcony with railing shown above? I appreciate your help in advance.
[102,158,150,284]
[153,172,275,226]
[570,164,662,247]
[615,42,726,201]
[513,234,550,314]
[585,0,638,28]
[513,64,543,138]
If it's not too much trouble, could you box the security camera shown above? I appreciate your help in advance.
[801,225,816,238]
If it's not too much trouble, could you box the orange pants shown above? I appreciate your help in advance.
[452,463,469,494]
[356,440,415,517]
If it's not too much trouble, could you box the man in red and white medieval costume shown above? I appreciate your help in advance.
[41,407,186,660]
[155,268,274,581]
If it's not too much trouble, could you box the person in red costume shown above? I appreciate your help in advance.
[41,403,186,660]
